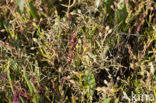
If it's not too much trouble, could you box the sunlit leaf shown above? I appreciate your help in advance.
[101,98,112,103]
[149,62,155,75]
[20,96,25,103]
[87,52,97,62]
[71,94,76,103]
[95,0,101,9]
[17,0,25,13]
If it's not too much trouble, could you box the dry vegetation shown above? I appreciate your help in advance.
[0,0,156,103]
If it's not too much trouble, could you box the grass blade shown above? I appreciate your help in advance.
[29,2,39,20]
[6,59,14,94]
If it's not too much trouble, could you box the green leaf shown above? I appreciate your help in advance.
[23,70,39,103]
[104,0,114,14]
[3,22,9,32]
[20,96,25,103]
[23,70,34,95]
[17,0,25,13]
[29,2,39,20]
[84,69,96,100]
[101,98,112,103]
[116,0,127,26]
[6,59,14,94]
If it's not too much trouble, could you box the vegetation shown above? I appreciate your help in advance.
[0,0,156,102]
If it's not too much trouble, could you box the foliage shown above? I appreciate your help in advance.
[0,0,156,103]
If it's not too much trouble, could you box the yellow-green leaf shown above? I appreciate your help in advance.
[101,98,112,103]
